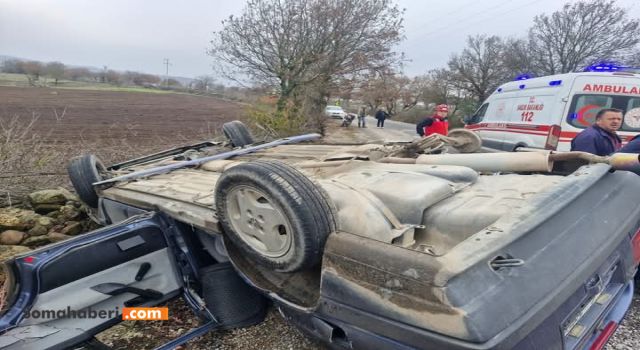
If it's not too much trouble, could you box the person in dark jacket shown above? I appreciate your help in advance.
[619,134,640,153]
[375,109,388,128]
[416,104,449,137]
[570,108,623,156]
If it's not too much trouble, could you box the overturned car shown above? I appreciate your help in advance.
[1,121,640,350]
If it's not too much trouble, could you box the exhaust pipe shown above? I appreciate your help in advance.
[380,151,640,175]
[415,152,553,172]
[609,153,640,174]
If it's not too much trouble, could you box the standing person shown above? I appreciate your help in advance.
[375,109,388,128]
[570,108,623,156]
[358,107,366,128]
[416,104,449,137]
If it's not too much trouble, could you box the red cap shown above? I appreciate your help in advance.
[436,104,448,112]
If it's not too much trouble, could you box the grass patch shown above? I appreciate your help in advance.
[0,73,28,82]
[0,73,181,95]
[56,85,177,94]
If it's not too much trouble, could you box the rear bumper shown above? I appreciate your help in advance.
[582,281,633,350]
[280,279,635,350]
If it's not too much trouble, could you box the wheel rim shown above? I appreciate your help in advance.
[90,157,107,181]
[225,185,293,258]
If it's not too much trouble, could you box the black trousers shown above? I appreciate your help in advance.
[377,119,385,127]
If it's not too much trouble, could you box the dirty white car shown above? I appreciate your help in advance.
[2,121,640,350]
[324,105,347,119]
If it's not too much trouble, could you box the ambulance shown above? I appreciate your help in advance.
[464,64,640,151]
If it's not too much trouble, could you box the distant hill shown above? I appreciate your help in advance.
[0,54,195,85]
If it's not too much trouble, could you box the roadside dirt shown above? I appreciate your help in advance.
[96,299,322,350]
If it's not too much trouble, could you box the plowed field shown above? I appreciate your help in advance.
[0,86,244,146]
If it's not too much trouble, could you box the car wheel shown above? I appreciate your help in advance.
[447,128,482,153]
[215,160,336,272]
[222,120,254,147]
[67,154,105,208]
[200,262,268,329]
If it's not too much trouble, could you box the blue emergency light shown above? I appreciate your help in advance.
[584,63,622,72]
[549,80,562,86]
[514,74,532,81]
[583,63,640,73]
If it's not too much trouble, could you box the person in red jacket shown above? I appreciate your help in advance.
[416,104,449,137]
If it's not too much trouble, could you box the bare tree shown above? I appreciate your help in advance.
[193,75,215,92]
[355,70,421,116]
[421,69,454,105]
[100,65,108,83]
[398,75,428,112]
[622,48,640,67]
[105,70,122,86]
[1,59,25,74]
[209,0,404,112]
[45,62,65,86]
[501,38,540,76]
[447,35,510,102]
[63,67,91,81]
[22,61,44,86]
[357,75,385,112]
[419,69,475,118]
[528,0,640,74]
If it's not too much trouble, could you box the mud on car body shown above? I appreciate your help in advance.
[1,121,640,350]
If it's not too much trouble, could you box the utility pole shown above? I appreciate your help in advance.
[163,58,171,87]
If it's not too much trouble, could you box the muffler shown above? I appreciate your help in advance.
[379,151,640,175]
[608,153,640,174]
[414,152,553,172]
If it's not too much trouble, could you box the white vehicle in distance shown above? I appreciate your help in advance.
[325,105,347,119]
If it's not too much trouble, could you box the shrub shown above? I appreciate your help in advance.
[245,104,311,138]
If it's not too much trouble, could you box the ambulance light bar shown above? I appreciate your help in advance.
[514,74,532,81]
[583,62,640,72]
[584,63,622,72]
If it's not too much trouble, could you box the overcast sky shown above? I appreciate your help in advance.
[1,0,639,79]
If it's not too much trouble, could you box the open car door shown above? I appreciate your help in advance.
[0,213,183,350]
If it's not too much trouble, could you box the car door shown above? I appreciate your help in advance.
[0,213,183,350]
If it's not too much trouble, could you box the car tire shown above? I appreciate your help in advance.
[222,120,254,147]
[447,128,482,153]
[67,154,105,208]
[200,262,268,329]
[215,160,336,272]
